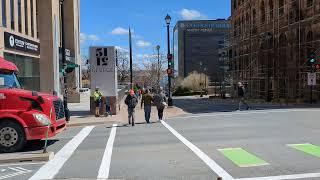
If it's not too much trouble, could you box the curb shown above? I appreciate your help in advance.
[0,151,54,164]
[67,121,118,127]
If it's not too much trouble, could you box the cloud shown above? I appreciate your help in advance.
[80,33,100,44]
[136,40,151,48]
[80,33,87,44]
[88,34,100,41]
[136,54,158,60]
[111,27,130,35]
[115,46,129,52]
[180,9,207,20]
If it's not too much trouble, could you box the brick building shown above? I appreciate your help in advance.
[231,0,320,102]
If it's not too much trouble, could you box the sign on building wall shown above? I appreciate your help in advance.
[4,32,40,55]
[308,73,317,86]
[90,46,117,96]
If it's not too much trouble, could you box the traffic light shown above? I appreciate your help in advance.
[168,54,173,67]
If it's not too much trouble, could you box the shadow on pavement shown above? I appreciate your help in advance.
[173,97,320,114]
[70,110,91,117]
[21,139,59,152]
[105,121,160,129]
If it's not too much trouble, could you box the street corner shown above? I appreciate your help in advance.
[0,151,54,164]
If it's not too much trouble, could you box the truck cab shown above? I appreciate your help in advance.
[0,57,67,153]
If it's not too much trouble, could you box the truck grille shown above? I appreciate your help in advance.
[53,100,65,120]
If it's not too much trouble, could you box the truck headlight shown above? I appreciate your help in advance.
[33,114,51,126]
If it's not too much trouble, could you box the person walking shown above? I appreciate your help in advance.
[141,89,153,124]
[153,89,167,121]
[237,82,250,111]
[93,87,103,117]
[105,97,112,117]
[125,90,138,126]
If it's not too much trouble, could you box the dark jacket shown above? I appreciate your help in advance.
[238,86,245,97]
[125,95,138,109]
[153,93,166,108]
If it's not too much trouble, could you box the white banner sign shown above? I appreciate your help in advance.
[308,73,316,86]
[90,46,117,96]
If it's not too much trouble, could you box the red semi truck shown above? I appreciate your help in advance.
[0,57,67,153]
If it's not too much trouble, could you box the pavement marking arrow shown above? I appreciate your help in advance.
[29,126,95,180]
[161,120,234,180]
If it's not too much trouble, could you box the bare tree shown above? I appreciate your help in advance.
[116,50,130,84]
[142,53,167,90]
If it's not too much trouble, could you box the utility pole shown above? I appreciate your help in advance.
[156,45,161,91]
[129,28,133,89]
[60,0,69,121]
[165,14,173,106]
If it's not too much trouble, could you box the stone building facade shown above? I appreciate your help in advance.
[231,0,320,102]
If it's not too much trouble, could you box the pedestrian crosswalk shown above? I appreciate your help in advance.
[24,122,320,180]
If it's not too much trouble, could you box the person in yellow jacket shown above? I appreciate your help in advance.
[93,87,103,117]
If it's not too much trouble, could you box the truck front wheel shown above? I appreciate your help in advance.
[0,120,26,153]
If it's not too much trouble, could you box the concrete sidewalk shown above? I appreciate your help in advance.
[68,93,188,127]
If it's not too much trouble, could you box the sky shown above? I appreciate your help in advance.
[80,0,231,62]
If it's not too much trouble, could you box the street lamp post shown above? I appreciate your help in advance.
[204,67,207,95]
[60,0,69,122]
[165,14,173,106]
[156,45,161,91]
[200,62,203,97]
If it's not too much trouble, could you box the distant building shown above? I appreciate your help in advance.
[173,20,231,82]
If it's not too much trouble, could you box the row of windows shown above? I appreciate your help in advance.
[1,0,37,38]
[234,0,315,10]
[233,0,320,37]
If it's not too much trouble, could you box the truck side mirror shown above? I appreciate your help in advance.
[37,96,44,104]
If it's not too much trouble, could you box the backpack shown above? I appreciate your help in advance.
[238,87,245,97]
[125,95,137,108]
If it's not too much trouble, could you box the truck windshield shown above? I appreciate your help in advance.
[0,71,22,89]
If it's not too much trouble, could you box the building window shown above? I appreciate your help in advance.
[24,0,28,35]
[18,0,22,32]
[4,53,40,91]
[10,0,14,30]
[30,0,34,37]
[307,0,313,7]
[279,0,285,16]
[1,0,6,27]
[307,31,313,42]
[261,1,266,23]
[269,0,274,20]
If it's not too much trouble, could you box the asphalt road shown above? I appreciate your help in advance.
[2,108,320,180]
[173,97,320,114]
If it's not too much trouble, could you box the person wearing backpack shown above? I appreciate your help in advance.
[153,88,167,121]
[125,90,138,126]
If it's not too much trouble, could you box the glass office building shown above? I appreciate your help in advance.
[173,19,231,82]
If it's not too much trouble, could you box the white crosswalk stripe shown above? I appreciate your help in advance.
[29,126,95,180]
[97,124,118,179]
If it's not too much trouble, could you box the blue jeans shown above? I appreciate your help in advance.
[144,106,151,123]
